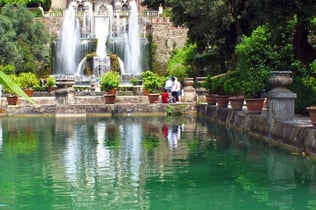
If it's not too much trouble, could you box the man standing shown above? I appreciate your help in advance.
[171,76,180,103]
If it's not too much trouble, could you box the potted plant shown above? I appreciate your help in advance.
[0,66,35,105]
[141,71,165,103]
[235,25,273,113]
[224,76,244,111]
[3,74,20,105]
[202,76,218,105]
[241,80,266,113]
[18,72,39,97]
[100,70,121,104]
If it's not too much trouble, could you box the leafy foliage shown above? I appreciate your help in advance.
[18,72,39,89]
[236,26,279,98]
[0,71,35,104]
[141,70,165,93]
[203,73,233,95]
[46,76,55,88]
[141,0,165,10]
[0,4,50,74]
[100,71,121,93]
[166,43,195,80]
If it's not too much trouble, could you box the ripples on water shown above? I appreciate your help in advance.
[0,116,315,209]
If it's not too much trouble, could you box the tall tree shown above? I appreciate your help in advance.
[257,0,316,66]
[167,0,316,67]
[0,4,49,73]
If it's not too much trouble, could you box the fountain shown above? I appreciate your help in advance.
[53,0,150,88]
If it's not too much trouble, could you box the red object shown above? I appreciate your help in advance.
[161,91,168,103]
[162,124,168,137]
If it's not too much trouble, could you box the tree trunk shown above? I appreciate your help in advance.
[293,23,316,66]
[231,0,243,41]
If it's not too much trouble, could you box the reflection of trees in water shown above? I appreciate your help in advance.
[204,120,232,150]
[105,123,120,148]
[143,123,160,150]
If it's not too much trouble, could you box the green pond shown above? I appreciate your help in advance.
[0,116,315,210]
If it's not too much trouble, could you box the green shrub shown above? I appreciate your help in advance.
[100,71,121,92]
[130,77,139,85]
[46,76,56,88]
[0,65,15,75]
[19,72,39,89]
[3,74,20,95]
[167,43,195,80]
[223,75,243,96]
[235,26,271,97]
[141,70,165,93]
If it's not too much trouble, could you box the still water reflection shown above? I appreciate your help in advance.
[0,116,315,210]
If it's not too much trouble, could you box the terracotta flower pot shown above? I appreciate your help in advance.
[24,89,34,97]
[215,95,230,107]
[205,94,217,105]
[148,94,160,103]
[104,94,116,104]
[245,98,265,113]
[7,96,18,105]
[307,106,316,128]
[229,96,244,111]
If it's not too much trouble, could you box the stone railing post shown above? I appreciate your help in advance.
[195,77,208,103]
[55,87,75,105]
[182,77,196,103]
[268,71,296,122]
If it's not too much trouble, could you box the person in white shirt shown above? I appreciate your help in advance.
[171,76,180,103]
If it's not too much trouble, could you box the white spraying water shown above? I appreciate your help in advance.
[56,6,80,75]
[118,57,125,73]
[124,1,141,75]
[75,57,87,75]
[55,1,145,77]
[95,16,110,58]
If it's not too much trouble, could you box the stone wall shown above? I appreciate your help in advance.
[151,17,188,70]
[50,0,67,10]
[197,105,316,159]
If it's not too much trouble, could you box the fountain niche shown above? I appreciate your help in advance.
[53,0,150,88]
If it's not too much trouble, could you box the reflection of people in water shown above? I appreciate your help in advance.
[167,124,181,148]
[162,124,168,138]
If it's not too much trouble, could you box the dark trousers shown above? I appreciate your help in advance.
[171,91,179,102]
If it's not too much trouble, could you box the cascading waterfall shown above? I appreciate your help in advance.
[95,16,109,58]
[56,6,80,75]
[54,0,151,82]
[124,1,141,75]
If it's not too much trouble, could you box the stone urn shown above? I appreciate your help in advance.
[268,71,293,88]
[195,77,206,88]
[183,77,194,87]
[182,77,196,103]
[268,71,296,122]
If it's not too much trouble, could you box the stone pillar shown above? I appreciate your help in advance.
[55,87,76,105]
[268,71,296,122]
[195,77,208,103]
[182,77,196,103]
